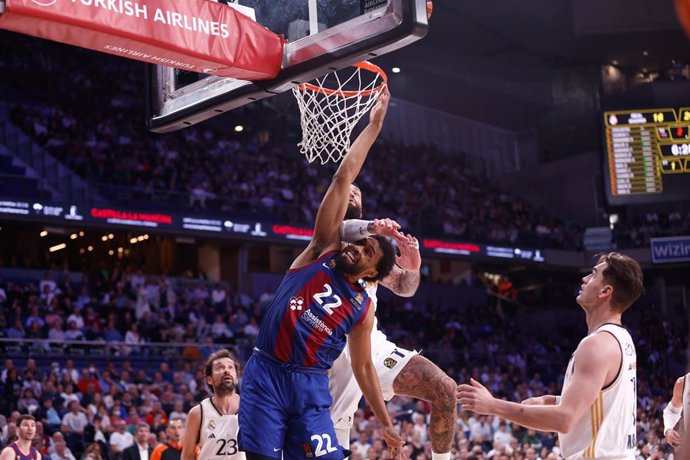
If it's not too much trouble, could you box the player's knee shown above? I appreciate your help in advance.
[430,373,456,409]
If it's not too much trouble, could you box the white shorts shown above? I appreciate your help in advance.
[328,336,418,430]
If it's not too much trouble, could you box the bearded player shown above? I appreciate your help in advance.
[182,350,245,460]
[238,89,406,460]
[330,184,456,460]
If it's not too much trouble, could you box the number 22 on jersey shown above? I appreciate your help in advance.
[313,284,341,315]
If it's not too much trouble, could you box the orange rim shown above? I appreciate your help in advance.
[296,61,388,97]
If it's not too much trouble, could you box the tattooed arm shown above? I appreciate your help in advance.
[381,232,421,297]
[380,265,421,297]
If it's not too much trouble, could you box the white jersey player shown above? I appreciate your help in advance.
[182,350,245,460]
[558,324,636,458]
[663,372,690,449]
[329,185,457,460]
[457,252,644,460]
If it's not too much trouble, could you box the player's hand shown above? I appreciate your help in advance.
[394,233,421,271]
[666,429,682,448]
[369,87,390,127]
[381,425,406,460]
[369,218,401,238]
[456,378,495,415]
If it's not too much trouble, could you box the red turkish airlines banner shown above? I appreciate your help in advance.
[0,0,284,80]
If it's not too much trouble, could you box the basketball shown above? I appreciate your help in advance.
[427,1,433,20]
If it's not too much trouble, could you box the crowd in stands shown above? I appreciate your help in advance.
[0,268,686,459]
[2,32,585,250]
[612,211,690,249]
[5,33,690,250]
[6,102,585,251]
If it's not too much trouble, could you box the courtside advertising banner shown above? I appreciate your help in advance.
[0,0,283,79]
[650,236,690,264]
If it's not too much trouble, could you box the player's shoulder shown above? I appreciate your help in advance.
[187,403,203,421]
[0,445,14,458]
[577,330,620,360]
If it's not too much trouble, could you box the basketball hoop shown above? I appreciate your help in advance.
[292,61,388,164]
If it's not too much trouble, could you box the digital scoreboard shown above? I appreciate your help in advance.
[603,107,690,205]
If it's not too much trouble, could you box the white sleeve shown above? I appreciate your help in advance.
[339,219,374,242]
[663,402,682,434]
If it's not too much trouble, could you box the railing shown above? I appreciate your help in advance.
[0,338,573,378]
[0,337,253,368]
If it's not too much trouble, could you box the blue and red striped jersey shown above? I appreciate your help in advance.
[256,250,371,369]
[9,443,38,460]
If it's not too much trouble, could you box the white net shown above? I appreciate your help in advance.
[292,62,387,164]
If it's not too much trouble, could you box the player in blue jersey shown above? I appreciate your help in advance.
[330,187,457,460]
[0,415,42,460]
[238,89,406,460]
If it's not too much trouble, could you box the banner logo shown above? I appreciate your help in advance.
[31,0,58,6]
[650,236,690,264]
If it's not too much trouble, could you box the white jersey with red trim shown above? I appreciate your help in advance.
[559,324,636,460]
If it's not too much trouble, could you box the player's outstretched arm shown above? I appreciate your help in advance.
[349,306,405,459]
[291,89,390,270]
[521,395,559,405]
[457,332,619,433]
[664,377,685,447]
[181,405,201,460]
[340,218,421,297]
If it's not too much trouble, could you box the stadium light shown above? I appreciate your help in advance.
[391,67,401,73]
[49,243,67,252]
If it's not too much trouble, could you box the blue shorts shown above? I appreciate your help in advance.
[238,352,349,460]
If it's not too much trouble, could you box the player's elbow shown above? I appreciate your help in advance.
[331,171,354,188]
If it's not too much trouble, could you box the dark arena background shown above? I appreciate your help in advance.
[0,0,689,459]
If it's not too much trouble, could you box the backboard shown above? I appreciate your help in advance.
[146,0,428,133]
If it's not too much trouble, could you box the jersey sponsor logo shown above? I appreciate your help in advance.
[624,343,634,356]
[303,442,314,458]
[290,296,305,311]
[349,292,364,309]
[209,433,216,439]
[626,433,636,449]
[383,357,398,369]
[301,309,333,336]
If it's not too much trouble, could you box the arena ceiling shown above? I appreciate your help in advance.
[377,0,690,129]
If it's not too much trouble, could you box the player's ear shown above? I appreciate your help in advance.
[599,284,613,299]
